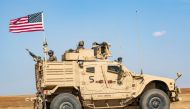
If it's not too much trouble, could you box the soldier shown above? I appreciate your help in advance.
[48,50,57,62]
[77,40,85,49]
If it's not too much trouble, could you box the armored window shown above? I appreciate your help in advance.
[107,66,120,74]
[86,67,95,73]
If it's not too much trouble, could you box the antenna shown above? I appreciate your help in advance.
[135,10,144,74]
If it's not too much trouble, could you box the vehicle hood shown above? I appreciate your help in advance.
[142,74,174,82]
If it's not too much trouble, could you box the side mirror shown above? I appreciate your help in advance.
[175,72,182,81]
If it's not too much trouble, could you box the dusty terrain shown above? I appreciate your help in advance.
[0,88,189,109]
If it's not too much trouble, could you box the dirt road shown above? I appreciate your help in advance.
[0,92,189,109]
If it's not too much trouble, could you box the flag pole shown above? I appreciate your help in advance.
[41,12,48,107]
[43,32,48,61]
[41,12,48,61]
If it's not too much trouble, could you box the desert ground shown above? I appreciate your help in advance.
[0,88,189,109]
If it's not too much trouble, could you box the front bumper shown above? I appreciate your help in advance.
[171,87,182,101]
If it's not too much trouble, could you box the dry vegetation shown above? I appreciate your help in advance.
[0,95,33,109]
[0,88,189,109]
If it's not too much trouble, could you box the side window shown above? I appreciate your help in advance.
[107,66,120,74]
[86,67,95,73]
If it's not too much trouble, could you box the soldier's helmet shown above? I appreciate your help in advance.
[48,50,54,56]
[77,41,85,49]
[78,41,84,47]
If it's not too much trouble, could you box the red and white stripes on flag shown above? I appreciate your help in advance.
[9,12,44,33]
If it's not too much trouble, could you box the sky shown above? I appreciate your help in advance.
[0,0,190,95]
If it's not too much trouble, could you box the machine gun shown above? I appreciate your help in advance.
[92,42,111,59]
[26,49,41,62]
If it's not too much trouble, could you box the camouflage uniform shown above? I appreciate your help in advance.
[48,55,57,62]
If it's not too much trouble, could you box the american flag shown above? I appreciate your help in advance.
[9,12,44,33]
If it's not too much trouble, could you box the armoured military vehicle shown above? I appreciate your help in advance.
[27,41,181,109]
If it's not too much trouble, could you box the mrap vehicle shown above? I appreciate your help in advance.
[27,41,181,109]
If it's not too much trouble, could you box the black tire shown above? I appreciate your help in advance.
[45,102,50,109]
[50,93,82,109]
[140,89,170,109]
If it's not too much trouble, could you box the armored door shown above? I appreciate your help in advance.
[105,63,132,92]
[80,62,107,94]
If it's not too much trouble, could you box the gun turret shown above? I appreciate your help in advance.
[92,42,111,59]
[26,49,41,62]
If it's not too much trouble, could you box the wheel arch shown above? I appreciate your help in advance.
[45,86,80,103]
[53,86,80,95]
[141,80,170,97]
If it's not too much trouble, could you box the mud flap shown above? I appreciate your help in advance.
[33,97,43,109]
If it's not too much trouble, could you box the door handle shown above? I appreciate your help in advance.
[96,80,104,84]
[107,80,116,84]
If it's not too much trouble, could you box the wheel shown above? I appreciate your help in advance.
[140,89,170,109]
[50,93,82,109]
